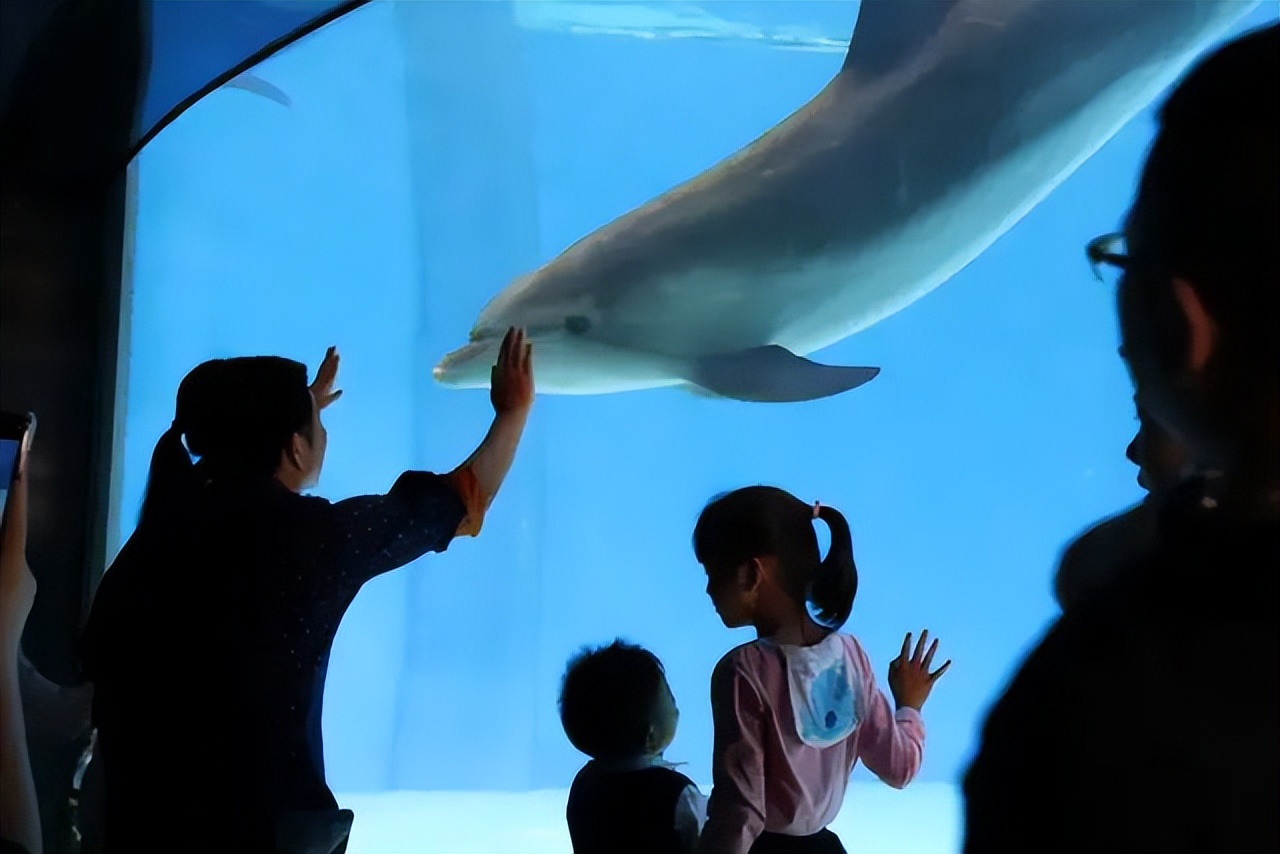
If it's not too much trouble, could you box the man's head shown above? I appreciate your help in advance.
[1115,23,1279,474]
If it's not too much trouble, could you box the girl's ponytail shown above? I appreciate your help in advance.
[694,485,860,632]
[809,504,858,630]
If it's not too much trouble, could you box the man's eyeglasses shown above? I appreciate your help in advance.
[1086,232,1130,286]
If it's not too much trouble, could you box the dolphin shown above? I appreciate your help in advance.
[223,71,293,108]
[434,0,1261,402]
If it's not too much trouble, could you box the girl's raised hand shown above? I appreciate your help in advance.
[888,629,950,711]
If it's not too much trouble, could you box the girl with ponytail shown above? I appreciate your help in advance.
[691,486,950,854]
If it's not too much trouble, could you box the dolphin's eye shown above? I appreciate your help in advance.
[565,315,591,335]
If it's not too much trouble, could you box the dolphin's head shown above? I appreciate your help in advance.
[432,337,500,389]
[433,268,555,388]
[432,268,621,392]
[434,317,669,395]
[433,269,681,395]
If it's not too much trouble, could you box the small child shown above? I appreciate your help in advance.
[559,640,707,854]
[692,486,950,854]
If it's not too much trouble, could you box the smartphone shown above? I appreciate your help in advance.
[0,411,35,526]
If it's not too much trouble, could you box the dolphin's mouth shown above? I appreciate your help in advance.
[433,340,496,387]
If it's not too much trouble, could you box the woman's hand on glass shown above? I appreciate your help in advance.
[490,327,534,417]
[310,346,343,410]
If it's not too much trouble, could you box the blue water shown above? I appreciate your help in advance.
[112,2,1278,850]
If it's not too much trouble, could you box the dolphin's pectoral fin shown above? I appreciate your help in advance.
[686,346,880,403]
[681,383,728,400]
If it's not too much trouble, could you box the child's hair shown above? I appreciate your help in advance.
[558,640,669,762]
[693,485,858,630]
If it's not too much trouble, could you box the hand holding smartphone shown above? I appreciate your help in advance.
[1,411,36,649]
[1,411,39,854]
[0,411,34,530]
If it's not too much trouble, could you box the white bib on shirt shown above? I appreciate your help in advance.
[780,633,859,748]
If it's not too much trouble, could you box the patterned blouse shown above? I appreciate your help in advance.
[82,468,480,850]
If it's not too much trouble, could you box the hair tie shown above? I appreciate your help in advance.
[813,501,822,519]
[167,419,197,460]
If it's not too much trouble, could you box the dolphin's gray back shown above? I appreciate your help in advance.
[489,0,1258,357]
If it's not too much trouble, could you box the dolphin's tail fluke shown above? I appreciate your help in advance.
[685,345,879,402]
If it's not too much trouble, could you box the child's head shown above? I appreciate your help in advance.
[693,486,857,632]
[558,640,679,763]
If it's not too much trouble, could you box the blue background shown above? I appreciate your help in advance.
[112,0,1278,799]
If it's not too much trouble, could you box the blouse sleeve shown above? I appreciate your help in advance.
[321,470,468,584]
[849,636,925,789]
[697,654,767,854]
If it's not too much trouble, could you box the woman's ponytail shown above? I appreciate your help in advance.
[130,355,312,536]
[808,504,858,630]
[137,421,198,532]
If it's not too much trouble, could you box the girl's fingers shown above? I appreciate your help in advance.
[900,632,912,663]
[922,638,940,670]
[929,659,952,682]
[914,629,930,662]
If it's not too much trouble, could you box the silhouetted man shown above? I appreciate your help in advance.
[964,23,1279,853]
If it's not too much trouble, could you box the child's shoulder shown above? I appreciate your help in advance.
[833,630,870,658]
[713,638,772,669]
[714,632,872,676]
[718,632,867,659]
[833,632,878,676]
[708,640,773,688]
[569,759,697,797]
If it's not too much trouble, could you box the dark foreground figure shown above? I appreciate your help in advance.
[964,23,1280,853]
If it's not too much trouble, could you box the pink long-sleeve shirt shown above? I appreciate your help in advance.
[696,633,925,854]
